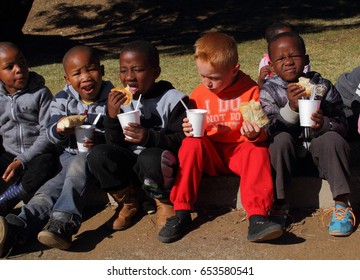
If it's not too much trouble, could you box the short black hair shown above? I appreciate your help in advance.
[264,22,293,43]
[268,31,306,60]
[120,40,159,68]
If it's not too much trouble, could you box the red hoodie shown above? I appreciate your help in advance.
[190,70,268,144]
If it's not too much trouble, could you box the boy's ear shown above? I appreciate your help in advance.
[232,64,240,76]
[269,61,275,74]
[154,66,161,80]
[100,65,105,76]
[64,75,71,85]
[304,54,309,66]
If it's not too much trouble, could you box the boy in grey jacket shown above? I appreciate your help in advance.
[260,32,353,237]
[0,42,58,215]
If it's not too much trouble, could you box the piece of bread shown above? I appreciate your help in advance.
[111,86,133,105]
[57,115,86,129]
[240,99,269,127]
[296,77,314,96]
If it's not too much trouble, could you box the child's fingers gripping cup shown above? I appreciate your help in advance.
[117,110,141,139]
[186,109,207,137]
[75,125,95,152]
[298,99,321,127]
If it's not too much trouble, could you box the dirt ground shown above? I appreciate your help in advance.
[3,0,360,263]
[4,201,360,260]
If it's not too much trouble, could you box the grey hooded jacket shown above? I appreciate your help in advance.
[0,71,55,166]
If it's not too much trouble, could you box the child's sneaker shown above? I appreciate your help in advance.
[323,205,355,237]
[157,211,192,243]
[247,215,283,242]
[269,204,292,229]
[37,219,77,250]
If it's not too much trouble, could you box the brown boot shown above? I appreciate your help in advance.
[108,186,139,231]
[154,198,175,228]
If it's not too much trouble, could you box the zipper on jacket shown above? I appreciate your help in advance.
[9,95,25,153]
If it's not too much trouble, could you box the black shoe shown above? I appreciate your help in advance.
[247,215,283,242]
[157,213,192,243]
[37,220,77,250]
[0,214,26,258]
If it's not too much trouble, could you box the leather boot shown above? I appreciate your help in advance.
[154,198,175,228]
[107,186,138,231]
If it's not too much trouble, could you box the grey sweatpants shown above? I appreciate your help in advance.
[269,131,351,200]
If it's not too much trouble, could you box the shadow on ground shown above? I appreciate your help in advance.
[12,0,360,66]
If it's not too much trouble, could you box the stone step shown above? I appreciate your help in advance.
[195,175,334,210]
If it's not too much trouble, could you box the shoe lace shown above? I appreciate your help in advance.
[321,207,356,227]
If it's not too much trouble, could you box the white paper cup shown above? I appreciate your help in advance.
[187,109,207,137]
[75,125,95,152]
[117,110,141,139]
[298,99,321,127]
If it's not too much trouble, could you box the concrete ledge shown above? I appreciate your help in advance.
[195,175,334,211]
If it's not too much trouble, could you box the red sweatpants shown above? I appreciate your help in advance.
[170,137,274,217]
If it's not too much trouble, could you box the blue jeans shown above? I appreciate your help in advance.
[17,151,93,234]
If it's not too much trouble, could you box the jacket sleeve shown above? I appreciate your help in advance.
[103,115,128,147]
[142,96,189,154]
[15,88,56,166]
[46,91,71,145]
[311,82,348,137]
[260,86,299,136]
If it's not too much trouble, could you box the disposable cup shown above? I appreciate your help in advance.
[186,109,207,137]
[117,110,141,139]
[75,125,95,152]
[298,99,321,127]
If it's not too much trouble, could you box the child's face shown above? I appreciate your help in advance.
[119,51,160,97]
[64,51,104,103]
[195,59,239,94]
[269,36,307,83]
[0,47,29,94]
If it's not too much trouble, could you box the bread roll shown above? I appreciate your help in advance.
[57,115,86,129]
[240,99,269,127]
[296,77,314,96]
[111,86,133,105]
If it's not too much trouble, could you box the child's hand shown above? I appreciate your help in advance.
[258,65,271,87]
[2,160,22,183]
[108,90,128,118]
[287,83,306,111]
[240,120,261,140]
[56,117,75,135]
[123,123,148,144]
[82,137,96,150]
[182,117,194,137]
[310,109,324,130]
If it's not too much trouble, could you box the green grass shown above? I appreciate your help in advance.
[31,26,360,96]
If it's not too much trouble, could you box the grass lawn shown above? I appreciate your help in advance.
[31,26,360,96]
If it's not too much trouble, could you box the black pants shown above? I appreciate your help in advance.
[87,144,177,199]
[0,151,60,195]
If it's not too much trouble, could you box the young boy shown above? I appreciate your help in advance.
[87,40,188,231]
[0,45,112,257]
[0,42,58,215]
[257,22,310,87]
[260,32,353,236]
[157,32,283,244]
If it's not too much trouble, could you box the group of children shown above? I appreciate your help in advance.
[0,22,358,257]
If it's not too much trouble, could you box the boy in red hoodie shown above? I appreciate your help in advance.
[157,32,283,243]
